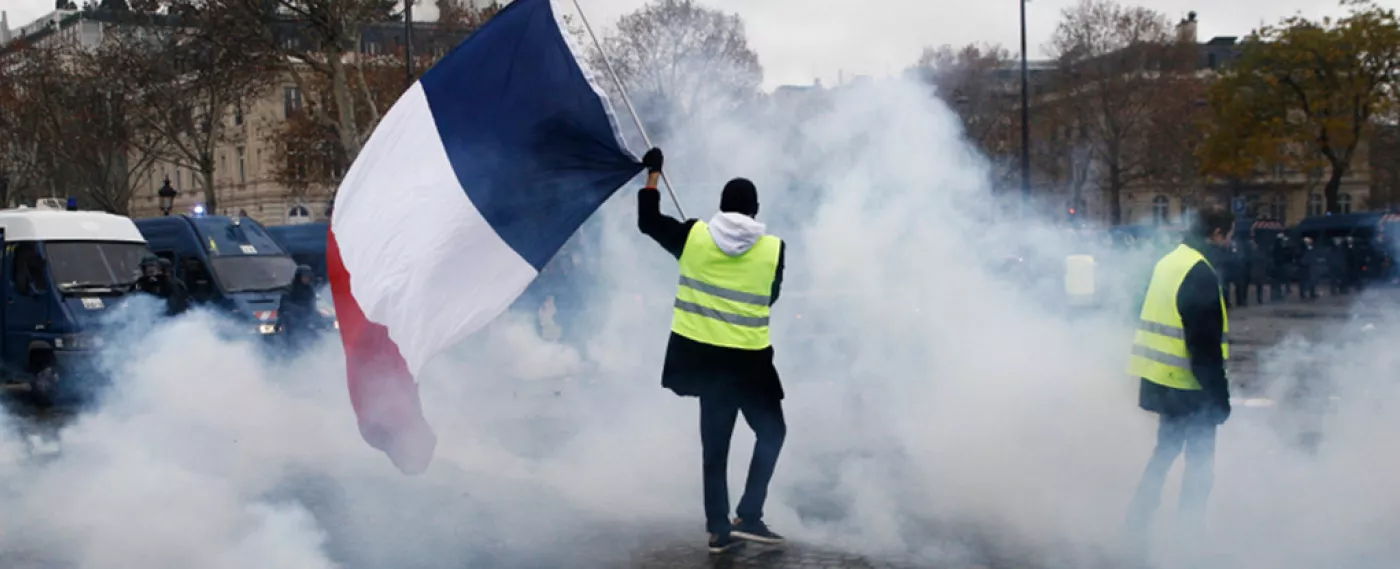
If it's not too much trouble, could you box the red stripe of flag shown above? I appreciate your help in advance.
[327,226,438,474]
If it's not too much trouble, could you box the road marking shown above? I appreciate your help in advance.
[1229,397,1276,408]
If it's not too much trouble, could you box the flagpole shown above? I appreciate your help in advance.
[569,0,687,219]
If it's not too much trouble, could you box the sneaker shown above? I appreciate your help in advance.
[708,533,743,554]
[731,518,784,545]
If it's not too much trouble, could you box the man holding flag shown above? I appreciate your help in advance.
[326,0,788,552]
[637,149,788,554]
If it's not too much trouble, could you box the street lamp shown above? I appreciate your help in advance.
[404,0,415,87]
[1019,0,1031,215]
[157,177,176,216]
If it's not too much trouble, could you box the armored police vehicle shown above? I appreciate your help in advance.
[266,222,328,284]
[135,215,298,338]
[0,207,151,401]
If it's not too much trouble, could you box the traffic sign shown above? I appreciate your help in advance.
[1232,197,1247,213]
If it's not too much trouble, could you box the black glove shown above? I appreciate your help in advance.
[1211,395,1232,425]
[642,148,663,173]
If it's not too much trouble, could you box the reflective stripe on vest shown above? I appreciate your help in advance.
[671,220,781,350]
[1126,244,1230,390]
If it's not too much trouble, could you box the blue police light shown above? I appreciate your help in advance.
[66,196,78,211]
[192,203,206,216]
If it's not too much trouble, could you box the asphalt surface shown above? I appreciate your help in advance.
[3,287,1395,569]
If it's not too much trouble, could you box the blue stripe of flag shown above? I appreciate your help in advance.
[419,0,642,272]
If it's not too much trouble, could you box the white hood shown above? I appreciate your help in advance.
[708,212,767,256]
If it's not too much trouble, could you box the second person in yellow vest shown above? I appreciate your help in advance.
[636,148,788,555]
[1124,203,1235,554]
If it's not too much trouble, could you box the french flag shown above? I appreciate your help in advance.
[327,0,644,474]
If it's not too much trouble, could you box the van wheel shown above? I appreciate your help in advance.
[30,367,59,407]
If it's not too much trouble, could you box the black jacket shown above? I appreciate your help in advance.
[637,188,786,400]
[1137,239,1229,422]
[279,284,319,331]
[138,276,190,317]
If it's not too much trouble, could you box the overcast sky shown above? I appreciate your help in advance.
[2,0,1353,89]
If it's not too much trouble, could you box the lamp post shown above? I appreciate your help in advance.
[157,177,176,216]
[404,0,415,87]
[1019,0,1031,216]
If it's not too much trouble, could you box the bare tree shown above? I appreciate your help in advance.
[264,2,498,199]
[112,3,277,213]
[219,0,400,168]
[594,0,762,133]
[0,52,53,206]
[915,43,1020,186]
[2,43,160,213]
[1034,98,1097,215]
[1049,0,1184,225]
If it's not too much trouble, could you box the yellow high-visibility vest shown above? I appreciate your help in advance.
[1126,244,1230,390]
[672,220,782,350]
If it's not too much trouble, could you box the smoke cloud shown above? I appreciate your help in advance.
[3,42,1400,569]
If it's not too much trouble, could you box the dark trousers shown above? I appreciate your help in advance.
[700,384,786,535]
[1126,413,1217,533]
[1233,280,1249,307]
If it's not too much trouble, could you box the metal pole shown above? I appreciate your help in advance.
[570,0,686,218]
[1020,0,1031,216]
[404,0,415,86]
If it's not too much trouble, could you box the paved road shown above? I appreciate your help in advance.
[5,289,1396,569]
[1227,287,1397,395]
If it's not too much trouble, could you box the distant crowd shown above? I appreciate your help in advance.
[1103,227,1396,308]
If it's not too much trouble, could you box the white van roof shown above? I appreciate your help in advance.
[0,209,146,243]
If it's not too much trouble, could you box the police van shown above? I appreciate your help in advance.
[0,207,151,401]
[135,215,297,337]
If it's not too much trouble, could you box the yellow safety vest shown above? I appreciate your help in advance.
[672,220,782,350]
[1126,244,1230,390]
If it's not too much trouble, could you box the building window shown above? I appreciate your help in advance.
[284,86,303,119]
[234,101,243,126]
[237,146,246,183]
[1152,195,1170,225]
[1308,193,1324,216]
[288,204,311,223]
[1339,193,1353,214]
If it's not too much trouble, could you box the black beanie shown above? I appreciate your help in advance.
[719,178,759,216]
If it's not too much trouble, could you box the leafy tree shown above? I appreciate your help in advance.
[1201,2,1400,214]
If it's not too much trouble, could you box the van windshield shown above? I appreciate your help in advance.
[45,241,149,292]
[209,255,297,293]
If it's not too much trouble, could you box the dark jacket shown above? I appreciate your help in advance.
[637,188,786,400]
[279,283,319,331]
[1137,239,1229,422]
[1301,245,1327,281]
[138,275,190,317]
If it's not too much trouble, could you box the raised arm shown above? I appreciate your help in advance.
[636,151,694,260]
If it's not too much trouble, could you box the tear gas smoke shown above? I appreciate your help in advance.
[3,67,1400,569]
